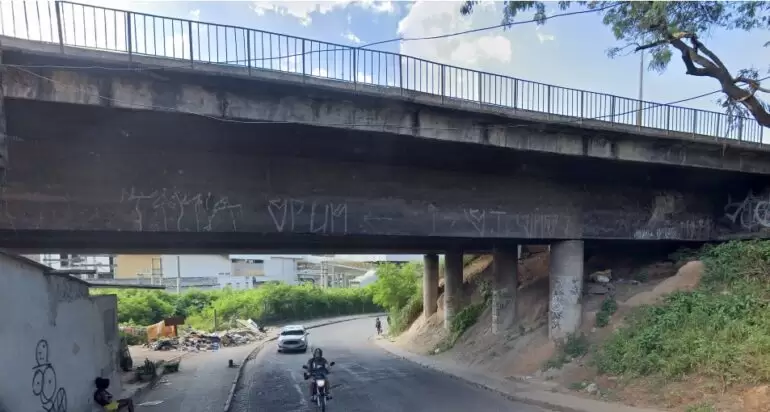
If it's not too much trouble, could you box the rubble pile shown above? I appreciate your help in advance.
[144,321,271,352]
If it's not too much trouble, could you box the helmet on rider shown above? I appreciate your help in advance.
[313,348,323,358]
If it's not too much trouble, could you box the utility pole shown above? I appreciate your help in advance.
[636,44,645,126]
[176,256,181,295]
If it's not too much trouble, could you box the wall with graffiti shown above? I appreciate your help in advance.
[0,254,120,412]
[722,189,770,234]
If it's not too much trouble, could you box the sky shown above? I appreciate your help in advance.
[1,0,768,118]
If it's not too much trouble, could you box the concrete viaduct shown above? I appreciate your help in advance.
[2,5,770,340]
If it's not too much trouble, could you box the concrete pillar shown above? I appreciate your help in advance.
[423,253,439,317]
[0,38,7,169]
[443,251,463,330]
[549,240,584,341]
[492,249,518,335]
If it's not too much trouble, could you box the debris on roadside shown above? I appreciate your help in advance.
[138,319,272,352]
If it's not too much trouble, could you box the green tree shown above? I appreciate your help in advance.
[370,262,422,312]
[461,1,770,126]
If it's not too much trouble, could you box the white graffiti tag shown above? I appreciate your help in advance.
[724,190,770,230]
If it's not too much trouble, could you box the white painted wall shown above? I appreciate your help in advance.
[222,256,299,288]
[158,255,299,289]
[0,254,120,412]
[160,255,231,278]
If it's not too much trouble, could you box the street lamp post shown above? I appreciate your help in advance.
[637,47,645,126]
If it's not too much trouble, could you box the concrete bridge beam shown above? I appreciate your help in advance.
[492,248,518,335]
[548,240,584,341]
[423,253,439,318]
[443,251,463,330]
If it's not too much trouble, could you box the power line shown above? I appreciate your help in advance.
[359,3,619,49]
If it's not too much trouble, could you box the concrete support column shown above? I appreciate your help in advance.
[423,253,439,318]
[492,248,518,335]
[0,39,7,169]
[443,251,463,330]
[549,240,584,341]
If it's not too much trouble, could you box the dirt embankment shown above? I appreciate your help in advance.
[395,249,722,411]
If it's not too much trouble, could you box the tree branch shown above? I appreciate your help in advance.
[689,36,728,71]
[669,38,715,77]
[734,77,770,94]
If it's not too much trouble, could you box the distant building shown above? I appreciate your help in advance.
[330,254,422,263]
[25,253,417,291]
[350,269,378,288]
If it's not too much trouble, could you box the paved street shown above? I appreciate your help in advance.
[230,318,549,412]
[135,343,254,412]
[133,315,379,412]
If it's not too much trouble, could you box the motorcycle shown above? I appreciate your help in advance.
[302,361,335,411]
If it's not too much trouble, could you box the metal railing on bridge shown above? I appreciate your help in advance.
[0,1,765,143]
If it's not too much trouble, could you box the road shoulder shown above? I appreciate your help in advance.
[372,336,664,412]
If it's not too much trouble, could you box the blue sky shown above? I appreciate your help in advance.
[3,1,768,116]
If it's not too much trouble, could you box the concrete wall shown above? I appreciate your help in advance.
[0,254,120,412]
[4,39,770,175]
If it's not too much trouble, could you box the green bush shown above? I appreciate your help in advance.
[595,240,770,386]
[542,333,589,370]
[595,296,618,328]
[93,283,380,331]
[451,303,485,335]
[389,293,424,335]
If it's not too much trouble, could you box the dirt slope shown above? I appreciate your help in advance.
[396,252,716,411]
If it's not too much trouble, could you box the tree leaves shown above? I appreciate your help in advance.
[461,1,770,127]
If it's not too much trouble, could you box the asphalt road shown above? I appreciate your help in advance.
[230,318,549,412]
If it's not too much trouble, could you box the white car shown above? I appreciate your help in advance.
[277,325,309,353]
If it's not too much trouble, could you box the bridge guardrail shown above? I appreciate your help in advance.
[0,1,765,143]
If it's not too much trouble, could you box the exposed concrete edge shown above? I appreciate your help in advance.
[372,338,663,412]
[223,313,385,412]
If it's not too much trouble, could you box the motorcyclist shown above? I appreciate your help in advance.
[305,348,332,400]
[375,317,382,335]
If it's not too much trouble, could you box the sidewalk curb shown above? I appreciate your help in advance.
[372,338,662,412]
[223,313,384,412]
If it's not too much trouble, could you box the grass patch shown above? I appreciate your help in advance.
[388,293,423,335]
[596,240,770,387]
[542,333,589,370]
[595,296,618,328]
[684,403,715,412]
[432,302,486,353]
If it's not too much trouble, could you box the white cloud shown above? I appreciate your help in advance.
[251,1,394,26]
[397,1,513,69]
[343,31,363,44]
[189,9,201,21]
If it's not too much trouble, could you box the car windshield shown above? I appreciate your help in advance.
[281,330,305,336]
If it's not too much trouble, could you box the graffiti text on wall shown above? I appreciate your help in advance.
[120,187,243,232]
[724,190,770,231]
[32,340,67,412]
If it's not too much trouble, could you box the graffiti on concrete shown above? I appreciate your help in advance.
[549,276,582,337]
[267,198,348,235]
[432,206,571,238]
[32,340,67,412]
[724,190,770,231]
[120,187,242,232]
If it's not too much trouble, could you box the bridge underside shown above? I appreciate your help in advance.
[0,99,759,252]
